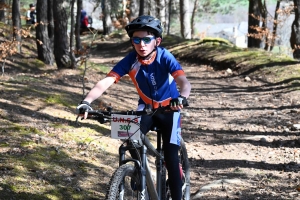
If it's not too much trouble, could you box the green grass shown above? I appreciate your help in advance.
[79,62,112,74]
[45,94,70,107]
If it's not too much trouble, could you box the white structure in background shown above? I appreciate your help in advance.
[196,22,248,48]
[216,21,248,48]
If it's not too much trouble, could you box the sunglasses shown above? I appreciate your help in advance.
[132,36,155,44]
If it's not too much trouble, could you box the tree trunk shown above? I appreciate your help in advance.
[248,0,262,48]
[147,0,155,16]
[12,0,21,53]
[75,0,82,51]
[139,0,144,16]
[291,0,300,59]
[167,0,173,35]
[68,0,77,68]
[102,0,113,35]
[270,0,280,51]
[6,0,11,25]
[156,0,166,30]
[191,0,198,39]
[129,0,139,21]
[48,0,54,53]
[70,0,75,50]
[0,0,5,22]
[36,0,54,65]
[180,0,191,39]
[259,0,269,50]
[53,0,71,69]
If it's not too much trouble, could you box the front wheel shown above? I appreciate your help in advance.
[105,164,149,200]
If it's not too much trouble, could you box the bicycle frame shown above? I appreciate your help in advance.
[80,106,189,199]
[118,129,165,200]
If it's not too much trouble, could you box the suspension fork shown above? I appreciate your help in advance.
[119,143,148,198]
[118,144,129,198]
[139,144,147,197]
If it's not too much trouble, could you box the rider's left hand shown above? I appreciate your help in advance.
[169,95,189,110]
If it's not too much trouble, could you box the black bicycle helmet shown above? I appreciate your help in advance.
[125,15,163,38]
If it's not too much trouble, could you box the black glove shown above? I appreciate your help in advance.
[76,101,93,114]
[170,95,189,107]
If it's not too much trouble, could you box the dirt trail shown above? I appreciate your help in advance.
[90,43,300,199]
[182,64,300,199]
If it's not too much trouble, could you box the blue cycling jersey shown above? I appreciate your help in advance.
[107,47,185,108]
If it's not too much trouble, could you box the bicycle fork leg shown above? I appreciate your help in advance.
[118,145,126,198]
[139,145,148,199]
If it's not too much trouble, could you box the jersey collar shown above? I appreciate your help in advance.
[137,50,157,65]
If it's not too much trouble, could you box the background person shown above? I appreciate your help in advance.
[80,10,89,34]
[26,3,36,25]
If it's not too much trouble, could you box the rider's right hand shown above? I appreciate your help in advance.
[76,101,93,119]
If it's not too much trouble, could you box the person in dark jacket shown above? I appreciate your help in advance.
[80,10,89,34]
[26,3,36,25]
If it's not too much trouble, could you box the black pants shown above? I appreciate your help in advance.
[129,112,182,200]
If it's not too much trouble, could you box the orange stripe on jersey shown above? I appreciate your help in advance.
[171,70,185,79]
[128,65,171,109]
[107,71,121,83]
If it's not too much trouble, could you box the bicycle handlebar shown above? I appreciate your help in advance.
[78,105,177,124]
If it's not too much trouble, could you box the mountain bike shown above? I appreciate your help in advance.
[80,105,190,200]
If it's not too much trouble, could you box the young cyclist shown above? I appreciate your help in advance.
[76,15,191,199]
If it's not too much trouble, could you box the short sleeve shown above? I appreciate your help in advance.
[158,47,186,78]
[106,51,136,83]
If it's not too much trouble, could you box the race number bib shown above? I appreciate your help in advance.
[111,114,141,140]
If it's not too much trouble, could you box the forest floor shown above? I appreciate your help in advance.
[0,33,300,199]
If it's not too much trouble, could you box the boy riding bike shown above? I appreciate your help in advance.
[76,15,191,199]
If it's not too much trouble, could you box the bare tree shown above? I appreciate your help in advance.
[167,0,173,35]
[53,0,72,69]
[102,0,113,35]
[258,0,269,50]
[36,0,54,65]
[248,0,262,48]
[130,0,139,20]
[48,0,54,53]
[191,0,199,39]
[156,0,166,30]
[291,0,300,59]
[180,0,191,39]
[270,0,281,51]
[139,0,144,16]
[70,0,75,50]
[12,0,21,53]
[75,0,82,51]
[147,0,155,16]
[0,0,5,22]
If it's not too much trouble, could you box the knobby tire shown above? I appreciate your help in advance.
[105,164,149,200]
